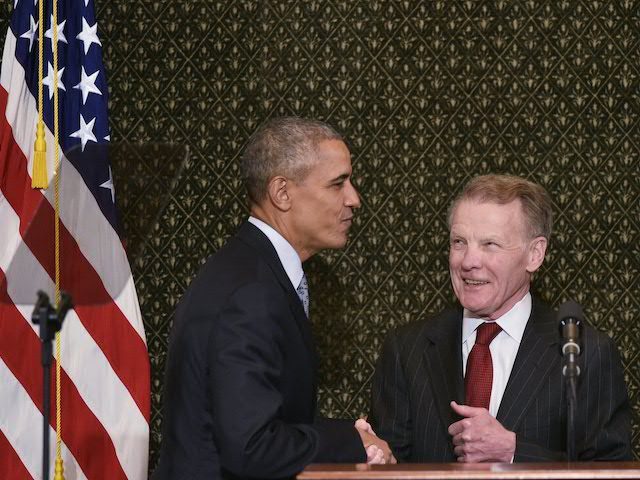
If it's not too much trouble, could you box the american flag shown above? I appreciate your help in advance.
[0,1,150,479]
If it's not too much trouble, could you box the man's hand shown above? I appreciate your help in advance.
[355,418,397,464]
[448,401,516,463]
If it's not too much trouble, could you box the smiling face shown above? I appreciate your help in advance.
[448,199,547,319]
[286,139,361,260]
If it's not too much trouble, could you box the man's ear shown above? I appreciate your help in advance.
[267,176,292,212]
[526,236,547,273]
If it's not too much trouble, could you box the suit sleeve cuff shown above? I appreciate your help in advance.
[312,418,367,463]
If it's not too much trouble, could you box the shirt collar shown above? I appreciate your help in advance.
[248,216,304,289]
[462,292,531,344]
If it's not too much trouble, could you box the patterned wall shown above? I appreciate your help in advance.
[2,0,639,469]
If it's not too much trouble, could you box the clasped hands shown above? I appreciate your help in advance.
[447,401,516,463]
[354,418,396,464]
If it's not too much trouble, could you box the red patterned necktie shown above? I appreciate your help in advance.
[464,322,502,410]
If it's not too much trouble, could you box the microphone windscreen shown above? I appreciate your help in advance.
[558,299,584,323]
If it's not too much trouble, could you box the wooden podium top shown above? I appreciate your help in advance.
[297,462,640,480]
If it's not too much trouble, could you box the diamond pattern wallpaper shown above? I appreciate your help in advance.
[2,0,638,469]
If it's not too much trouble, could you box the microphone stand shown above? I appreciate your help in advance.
[32,291,72,480]
[561,334,580,462]
[564,366,578,461]
[558,300,583,462]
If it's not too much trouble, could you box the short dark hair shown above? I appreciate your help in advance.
[448,174,553,240]
[240,116,343,204]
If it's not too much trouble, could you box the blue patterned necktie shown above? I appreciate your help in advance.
[296,274,309,317]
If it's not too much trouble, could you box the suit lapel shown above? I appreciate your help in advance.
[423,309,465,434]
[236,222,316,355]
[496,297,559,430]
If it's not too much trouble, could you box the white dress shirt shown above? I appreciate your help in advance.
[462,293,531,417]
[248,216,303,290]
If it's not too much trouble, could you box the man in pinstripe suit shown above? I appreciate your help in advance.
[370,174,631,462]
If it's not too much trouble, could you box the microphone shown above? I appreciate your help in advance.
[558,299,583,378]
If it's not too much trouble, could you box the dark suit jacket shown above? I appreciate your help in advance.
[153,222,365,480]
[370,297,632,462]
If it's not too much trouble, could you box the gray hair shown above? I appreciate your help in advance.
[447,174,553,240]
[240,116,343,204]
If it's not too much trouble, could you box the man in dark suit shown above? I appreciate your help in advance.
[153,117,393,480]
[370,174,631,463]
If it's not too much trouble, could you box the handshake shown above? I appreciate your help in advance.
[354,418,396,464]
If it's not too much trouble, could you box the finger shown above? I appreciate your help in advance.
[383,449,394,463]
[448,419,464,436]
[451,433,465,446]
[368,448,384,465]
[456,451,479,463]
[367,450,383,464]
[366,444,381,461]
[355,418,374,434]
[451,401,487,418]
[449,416,474,436]
[366,454,380,464]
[455,440,478,456]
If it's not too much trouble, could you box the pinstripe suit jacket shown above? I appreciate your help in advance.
[370,296,632,462]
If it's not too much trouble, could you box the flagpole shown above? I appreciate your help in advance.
[51,0,65,475]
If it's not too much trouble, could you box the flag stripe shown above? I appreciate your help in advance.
[0,189,148,480]
[0,429,33,480]
[0,87,150,421]
[0,355,89,480]
[0,271,128,480]
[0,196,148,480]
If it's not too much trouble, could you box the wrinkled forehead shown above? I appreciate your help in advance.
[449,198,528,235]
[451,195,525,218]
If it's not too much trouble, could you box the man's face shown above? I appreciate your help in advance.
[448,199,546,320]
[287,139,360,260]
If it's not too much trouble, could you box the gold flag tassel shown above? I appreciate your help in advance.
[32,122,48,188]
[32,0,48,189]
[51,0,65,477]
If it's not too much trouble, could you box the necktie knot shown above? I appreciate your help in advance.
[296,274,309,318]
[475,322,502,345]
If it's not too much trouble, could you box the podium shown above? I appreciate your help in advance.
[298,463,640,479]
